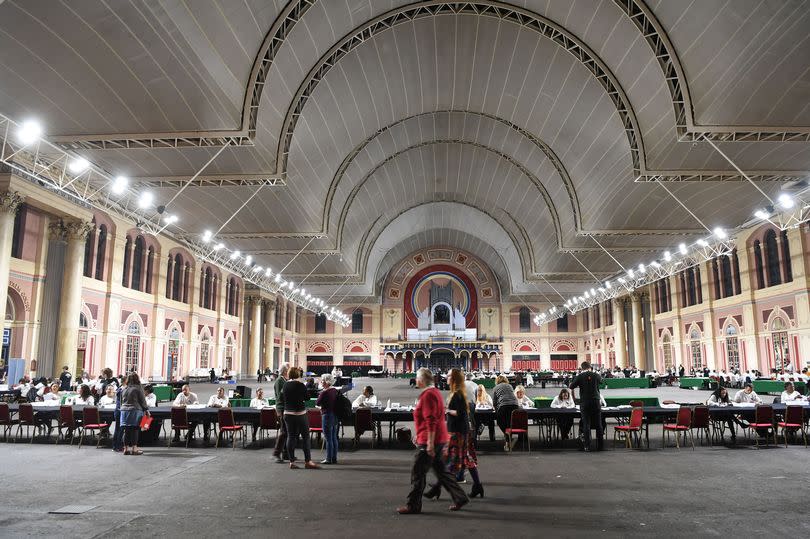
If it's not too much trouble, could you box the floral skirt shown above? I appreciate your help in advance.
[447,431,477,472]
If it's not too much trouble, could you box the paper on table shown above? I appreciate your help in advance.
[660,403,680,408]
[732,402,756,408]
[186,404,205,409]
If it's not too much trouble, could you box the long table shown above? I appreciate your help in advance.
[601,378,651,389]
[753,380,807,395]
[679,377,716,390]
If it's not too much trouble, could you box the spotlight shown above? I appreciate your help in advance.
[713,227,727,240]
[638,264,645,274]
[288,281,294,290]
[253,266,262,272]
[138,191,154,209]
[16,119,43,146]
[265,267,272,277]
[584,291,590,299]
[678,243,688,255]
[754,209,769,220]
[202,230,212,242]
[163,214,178,224]
[213,243,224,251]
[627,269,635,278]
[590,288,596,296]
[68,157,90,174]
[650,261,660,268]
[306,294,311,300]
[618,277,626,284]
[111,176,128,195]
[697,239,708,247]
[245,255,253,266]
[230,251,239,260]
[274,274,282,283]
[605,280,612,289]
[779,193,794,209]
[663,251,672,262]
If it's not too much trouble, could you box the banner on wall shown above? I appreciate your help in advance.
[342,355,371,367]
[306,357,334,367]
[550,354,578,371]
[511,354,541,371]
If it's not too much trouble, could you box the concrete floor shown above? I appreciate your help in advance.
[2,378,808,537]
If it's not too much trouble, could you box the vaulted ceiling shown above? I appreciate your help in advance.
[1,0,808,301]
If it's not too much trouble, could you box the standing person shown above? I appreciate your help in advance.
[493,375,519,451]
[273,363,290,463]
[282,367,320,470]
[398,368,469,514]
[317,373,339,465]
[209,367,216,383]
[59,366,72,391]
[569,361,603,452]
[120,373,150,455]
[112,377,125,453]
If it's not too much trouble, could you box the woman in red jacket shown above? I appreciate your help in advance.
[398,368,469,514]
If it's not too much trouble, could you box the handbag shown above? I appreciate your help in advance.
[139,414,154,431]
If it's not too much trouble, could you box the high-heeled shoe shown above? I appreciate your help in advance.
[469,483,484,498]
[423,485,441,500]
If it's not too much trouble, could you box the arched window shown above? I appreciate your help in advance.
[167,253,185,302]
[167,327,180,379]
[725,325,740,372]
[662,334,673,370]
[224,336,234,372]
[764,229,782,287]
[202,268,212,309]
[593,305,601,328]
[518,307,531,332]
[125,321,141,374]
[83,225,94,277]
[145,246,154,293]
[352,309,364,333]
[753,240,765,289]
[122,236,132,287]
[315,313,327,334]
[690,328,703,370]
[686,267,698,306]
[5,296,15,322]
[199,333,210,369]
[720,254,734,298]
[130,236,145,291]
[10,203,25,259]
[771,317,790,371]
[94,225,107,280]
[781,230,793,283]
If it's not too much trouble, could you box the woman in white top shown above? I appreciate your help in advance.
[43,383,61,402]
[251,387,269,408]
[98,385,116,406]
[475,384,493,407]
[515,385,534,408]
[781,382,804,403]
[352,385,378,408]
[72,384,95,406]
[551,388,575,439]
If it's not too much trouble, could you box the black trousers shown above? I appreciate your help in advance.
[273,409,288,457]
[284,414,311,463]
[580,401,604,449]
[406,445,468,511]
[496,404,519,436]
[123,426,140,446]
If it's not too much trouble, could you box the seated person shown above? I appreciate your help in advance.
[475,384,493,408]
[734,383,762,404]
[352,385,378,408]
[707,387,743,442]
[98,385,116,406]
[250,387,269,408]
[173,384,199,406]
[144,385,157,408]
[42,382,61,402]
[71,384,95,406]
[207,387,230,408]
[781,382,804,403]
[551,388,575,439]
[515,385,534,408]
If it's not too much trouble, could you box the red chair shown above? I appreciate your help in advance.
[690,406,712,446]
[308,408,323,448]
[15,403,37,443]
[614,407,643,449]
[257,408,280,445]
[79,406,109,448]
[663,406,694,450]
[353,407,374,448]
[0,403,19,442]
[169,407,194,448]
[216,408,243,450]
[56,405,77,445]
[778,405,806,447]
[505,409,530,452]
[749,404,776,447]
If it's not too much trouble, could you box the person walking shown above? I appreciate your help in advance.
[273,362,290,463]
[398,368,469,514]
[119,373,150,455]
[569,361,603,451]
[282,366,320,470]
[317,373,339,464]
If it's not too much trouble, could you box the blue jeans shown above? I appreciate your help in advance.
[322,412,338,463]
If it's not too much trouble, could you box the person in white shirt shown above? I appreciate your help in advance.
[734,384,762,404]
[42,383,61,402]
[98,385,116,406]
[207,387,230,408]
[707,387,733,407]
[475,384,493,408]
[144,385,157,408]
[173,384,199,406]
[352,385,378,408]
[71,384,95,406]
[464,373,478,404]
[251,387,269,408]
[525,372,535,388]
[514,385,534,408]
[551,388,575,439]
[780,382,804,403]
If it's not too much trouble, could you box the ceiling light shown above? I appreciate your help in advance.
[590,288,596,296]
[754,209,769,220]
[68,157,90,174]
[584,291,590,299]
[306,294,311,300]
[288,281,294,290]
[138,191,154,209]
[163,214,178,224]
[713,227,727,240]
[605,280,612,289]
[678,243,688,255]
[252,266,262,272]
[202,230,212,242]
[627,269,635,278]
[638,264,645,274]
[111,176,128,195]
[265,268,272,277]
[293,288,300,295]
[618,277,626,284]
[663,251,672,262]
[16,119,43,146]
[300,288,306,296]
[779,193,794,209]
[245,255,252,265]
[697,239,708,247]
[230,251,239,260]
[274,274,282,283]
[213,243,224,251]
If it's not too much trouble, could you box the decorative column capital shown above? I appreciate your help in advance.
[0,191,24,214]
[48,220,67,241]
[63,219,93,242]
[263,299,275,310]
[630,292,642,303]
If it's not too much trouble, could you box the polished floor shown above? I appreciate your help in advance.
[1,378,807,538]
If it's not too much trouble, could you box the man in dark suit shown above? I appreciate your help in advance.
[59,366,72,391]
[569,361,603,451]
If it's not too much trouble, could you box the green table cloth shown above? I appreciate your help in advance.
[603,396,660,407]
[152,385,174,402]
[479,378,496,389]
[753,380,807,395]
[679,377,715,390]
[533,397,553,408]
[600,378,651,389]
